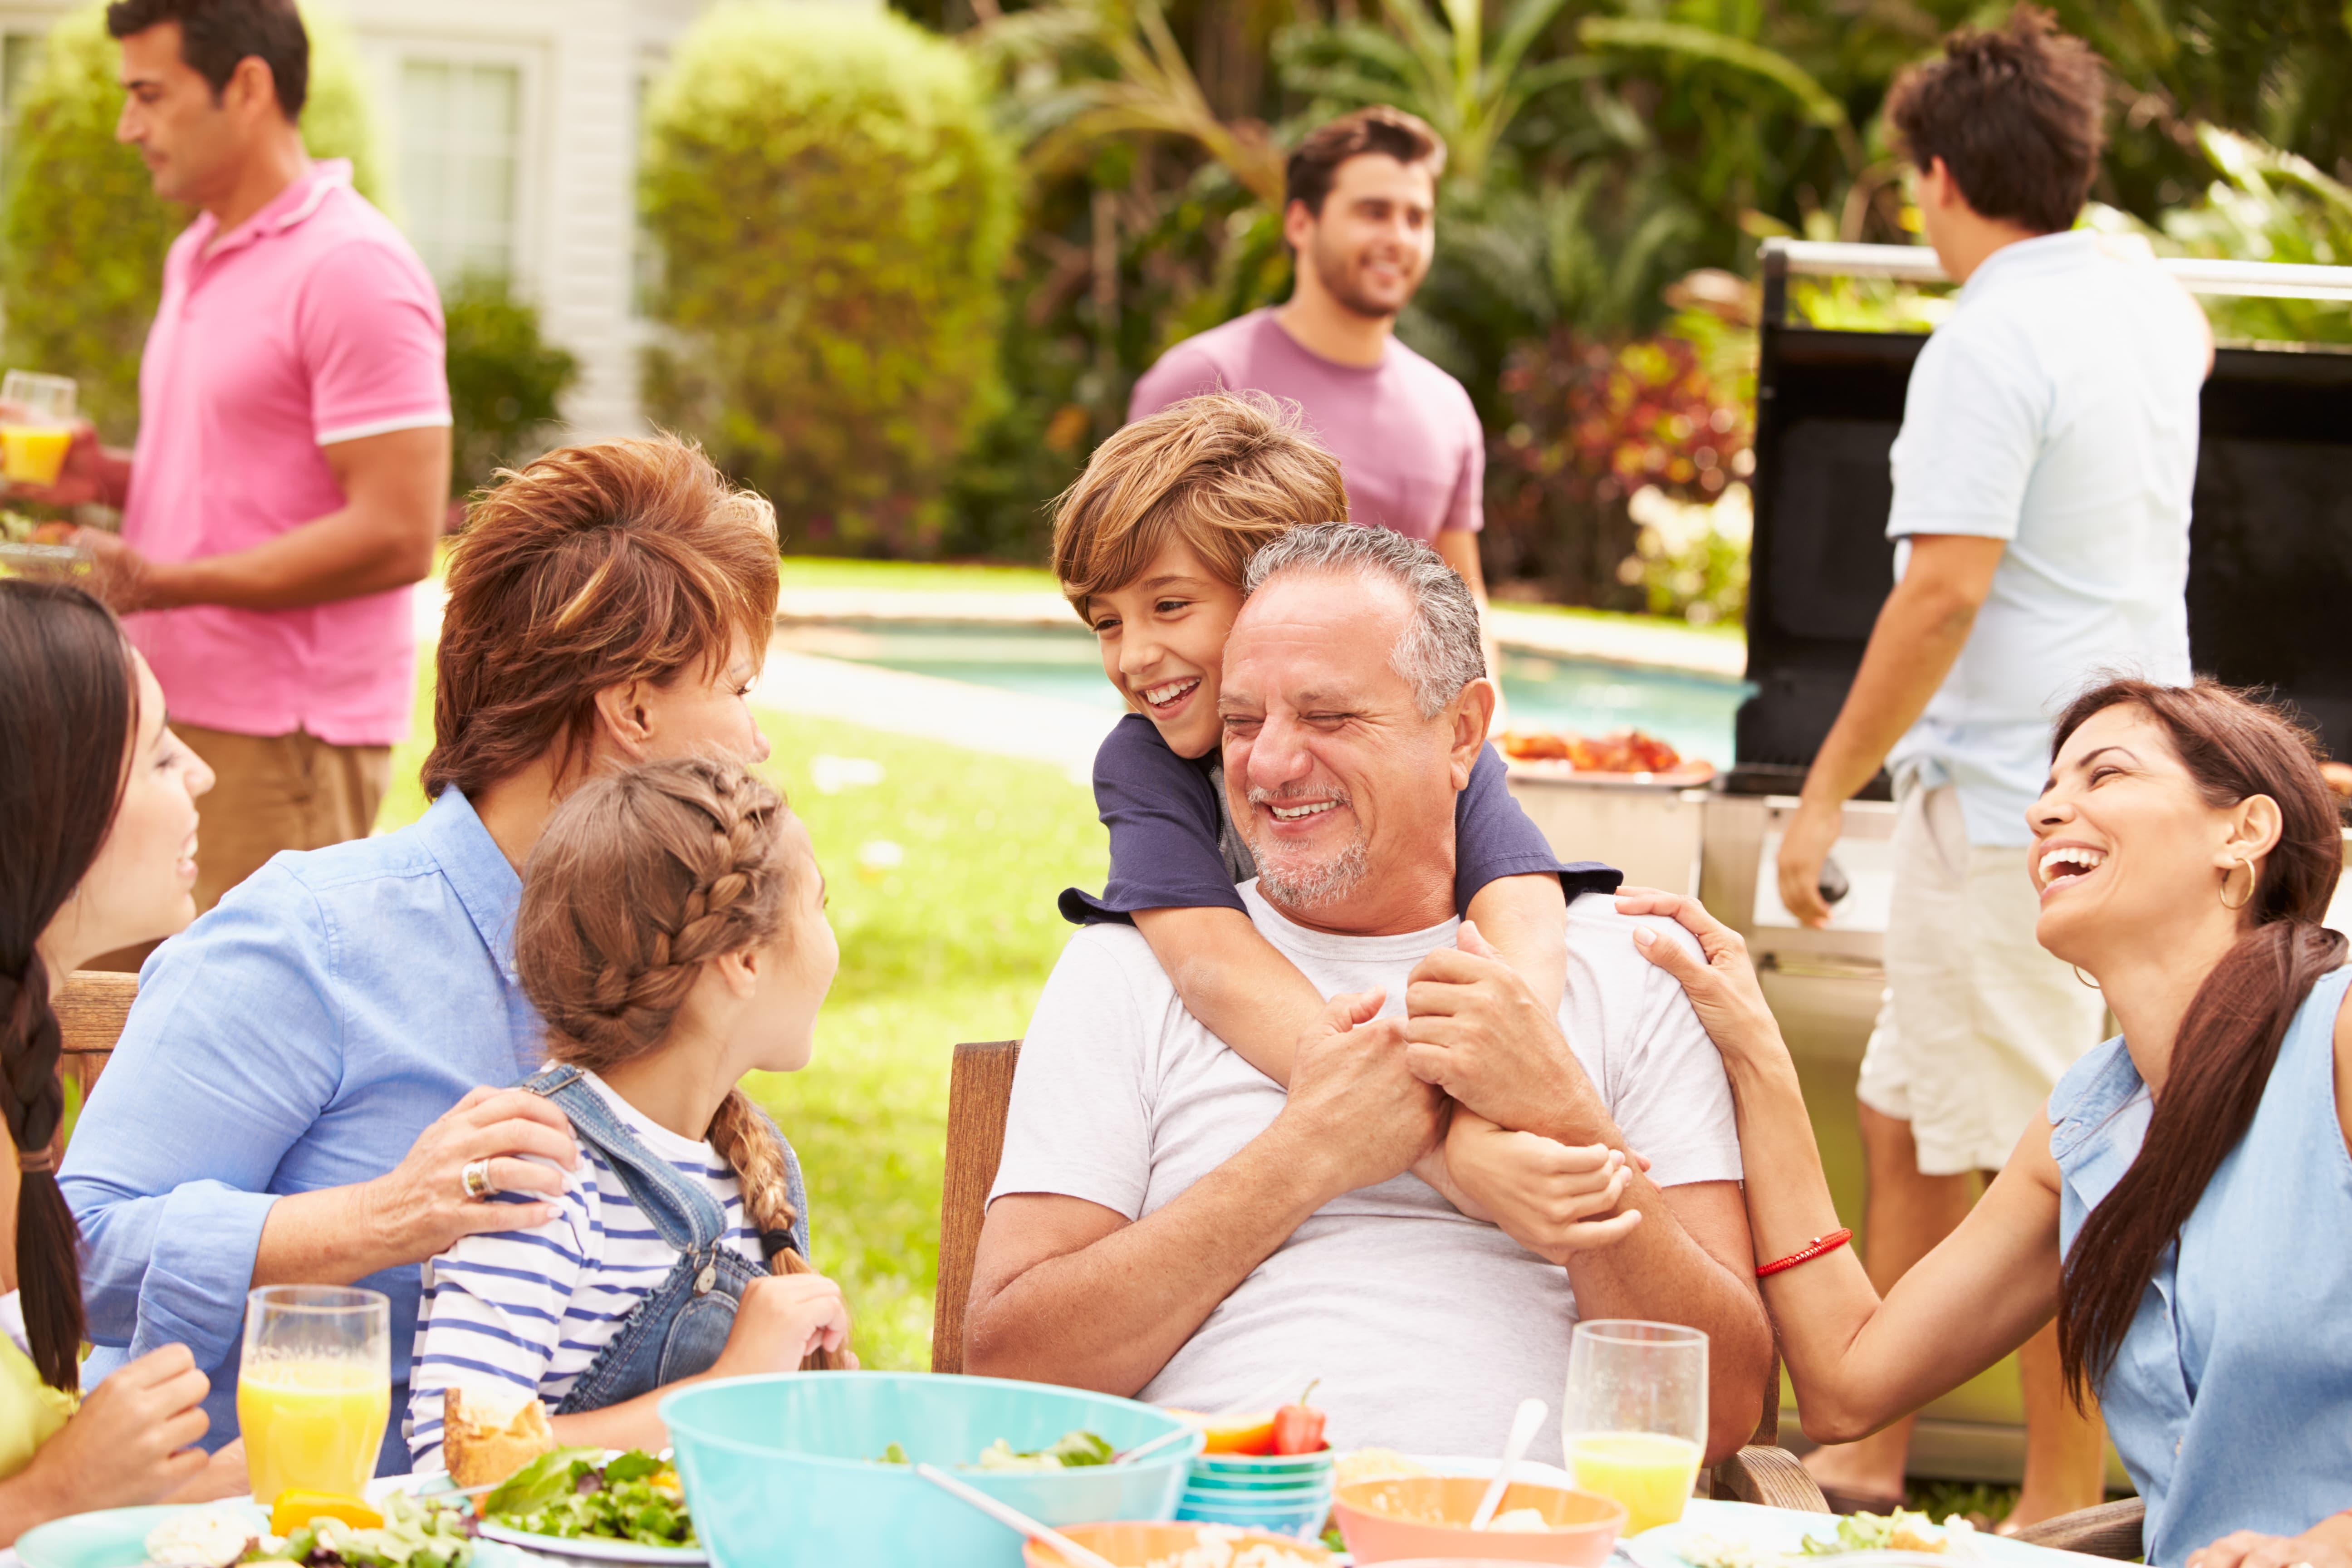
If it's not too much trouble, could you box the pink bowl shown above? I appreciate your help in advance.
[1332,1476,1627,1565]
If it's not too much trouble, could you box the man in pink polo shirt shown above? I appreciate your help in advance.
[17,0,448,915]
[1127,106,1499,681]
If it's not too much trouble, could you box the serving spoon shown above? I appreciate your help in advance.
[1470,1396,1550,1532]
[915,1463,1120,1568]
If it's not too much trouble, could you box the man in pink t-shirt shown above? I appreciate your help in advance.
[1127,107,1497,676]
[16,0,449,916]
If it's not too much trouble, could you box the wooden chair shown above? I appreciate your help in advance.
[931,1038,1826,1511]
[55,969,134,1100]
[2010,1496,2145,1559]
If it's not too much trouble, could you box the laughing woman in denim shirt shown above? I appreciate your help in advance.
[59,437,783,1476]
[1620,677,2352,1568]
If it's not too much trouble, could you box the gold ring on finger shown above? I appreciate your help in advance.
[460,1157,497,1201]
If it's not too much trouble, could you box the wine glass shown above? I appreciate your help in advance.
[1562,1319,1708,1535]
[238,1285,392,1506]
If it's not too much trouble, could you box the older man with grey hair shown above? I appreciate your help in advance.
[967,524,1771,1458]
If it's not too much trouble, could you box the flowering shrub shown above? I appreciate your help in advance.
[1485,327,1753,618]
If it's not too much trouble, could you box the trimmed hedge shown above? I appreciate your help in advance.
[640,1,1015,555]
[0,2,383,443]
[445,271,579,498]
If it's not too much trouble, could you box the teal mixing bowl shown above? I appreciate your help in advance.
[661,1372,1199,1568]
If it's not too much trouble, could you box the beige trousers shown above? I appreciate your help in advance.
[1854,783,2110,1175]
[179,722,392,913]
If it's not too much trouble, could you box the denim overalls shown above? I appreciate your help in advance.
[519,1064,813,1414]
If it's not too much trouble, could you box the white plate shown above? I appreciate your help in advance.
[1624,1498,2112,1568]
[474,1522,706,1565]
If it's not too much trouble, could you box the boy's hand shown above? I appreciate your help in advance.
[710,1274,850,1378]
[1443,1118,1642,1264]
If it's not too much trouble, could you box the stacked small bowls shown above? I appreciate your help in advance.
[1174,1449,1336,1539]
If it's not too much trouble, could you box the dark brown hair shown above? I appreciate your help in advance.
[1284,106,1446,217]
[106,0,308,120]
[1051,391,1347,623]
[2052,677,2346,1402]
[424,437,779,802]
[0,581,134,1389]
[1885,5,2105,236]
[516,757,832,1366]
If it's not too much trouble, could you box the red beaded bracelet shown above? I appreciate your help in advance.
[1756,1228,1854,1278]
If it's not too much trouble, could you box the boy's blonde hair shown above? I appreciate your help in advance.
[1050,391,1348,622]
[515,756,833,1365]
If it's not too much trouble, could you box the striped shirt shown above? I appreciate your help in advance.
[403,1072,762,1469]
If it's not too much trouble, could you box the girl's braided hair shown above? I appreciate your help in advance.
[515,756,830,1365]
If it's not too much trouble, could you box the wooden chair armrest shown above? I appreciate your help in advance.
[2009,1496,2145,1559]
[1710,1445,1828,1512]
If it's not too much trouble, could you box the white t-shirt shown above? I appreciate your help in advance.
[990,885,1741,1455]
[1885,230,2206,846]
[404,1071,764,1468]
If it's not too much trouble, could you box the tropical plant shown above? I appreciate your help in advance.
[642,0,1016,555]
[0,1,384,443]
[442,272,581,500]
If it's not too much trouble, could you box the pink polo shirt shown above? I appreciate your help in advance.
[121,159,449,746]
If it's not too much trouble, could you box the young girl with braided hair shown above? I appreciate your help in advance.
[0,580,246,1539]
[405,756,850,1466]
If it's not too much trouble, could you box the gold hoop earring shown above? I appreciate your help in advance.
[2220,857,2256,912]
[2072,965,2100,990]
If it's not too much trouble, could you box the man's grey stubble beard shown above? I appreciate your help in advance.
[1250,830,1373,911]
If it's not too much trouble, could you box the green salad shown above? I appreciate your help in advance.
[480,1448,695,1549]
[1798,1508,1971,1556]
[263,1495,475,1568]
[874,1427,1113,1471]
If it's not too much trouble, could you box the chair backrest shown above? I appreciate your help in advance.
[931,1039,1024,1374]
[55,969,135,1100]
[928,1033,1781,1454]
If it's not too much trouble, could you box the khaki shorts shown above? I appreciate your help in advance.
[1854,783,2109,1176]
[180,723,392,912]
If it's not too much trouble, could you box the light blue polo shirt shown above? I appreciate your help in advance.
[1884,230,2207,846]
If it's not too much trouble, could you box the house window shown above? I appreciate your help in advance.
[398,60,520,284]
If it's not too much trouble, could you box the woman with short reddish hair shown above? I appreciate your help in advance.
[62,436,783,1475]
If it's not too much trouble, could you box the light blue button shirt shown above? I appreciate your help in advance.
[2048,965,2352,1564]
[60,790,541,1475]
[1884,230,2206,846]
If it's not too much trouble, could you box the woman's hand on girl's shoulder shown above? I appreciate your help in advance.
[708,1274,851,1380]
[19,1343,211,1521]
[1612,888,1786,1063]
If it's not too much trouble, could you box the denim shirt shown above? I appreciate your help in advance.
[60,790,540,1475]
[2049,964,2352,1564]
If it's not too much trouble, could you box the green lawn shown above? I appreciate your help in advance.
[382,662,1105,1372]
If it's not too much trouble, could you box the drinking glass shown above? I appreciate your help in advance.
[239,1285,392,1506]
[1562,1319,1708,1535]
[0,370,77,486]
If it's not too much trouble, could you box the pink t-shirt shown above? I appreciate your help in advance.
[121,159,450,747]
[1127,308,1484,541]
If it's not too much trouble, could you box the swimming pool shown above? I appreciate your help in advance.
[774,621,1749,766]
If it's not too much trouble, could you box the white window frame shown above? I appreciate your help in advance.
[372,34,548,298]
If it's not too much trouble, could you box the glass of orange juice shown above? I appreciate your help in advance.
[1563,1319,1708,1536]
[239,1285,391,1507]
[0,371,76,487]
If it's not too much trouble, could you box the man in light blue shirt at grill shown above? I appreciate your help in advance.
[1770,10,2212,1530]
[59,438,782,1476]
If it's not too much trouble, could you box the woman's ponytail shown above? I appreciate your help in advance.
[0,582,137,1392]
[708,1089,834,1370]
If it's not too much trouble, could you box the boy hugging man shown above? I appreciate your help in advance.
[1050,389,1626,1215]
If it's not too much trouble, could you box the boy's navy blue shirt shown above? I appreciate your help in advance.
[1060,713,1619,926]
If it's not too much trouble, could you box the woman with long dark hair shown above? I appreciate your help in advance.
[0,578,241,1539]
[1617,677,2352,1568]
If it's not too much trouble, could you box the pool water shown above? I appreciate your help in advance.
[777,622,1746,766]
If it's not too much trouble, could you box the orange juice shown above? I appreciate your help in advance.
[238,1359,391,1504]
[0,425,71,486]
[1567,1431,1703,1534]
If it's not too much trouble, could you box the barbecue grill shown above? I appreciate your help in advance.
[1507,237,2352,1482]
